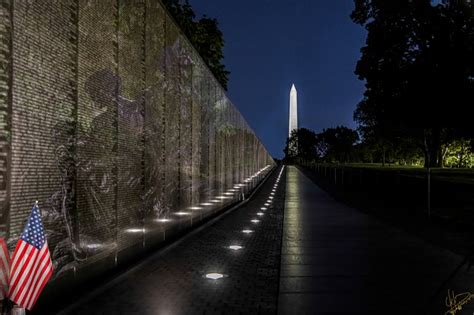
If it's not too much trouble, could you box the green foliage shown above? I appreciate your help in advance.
[162,0,230,89]
[444,139,474,168]
[351,0,474,167]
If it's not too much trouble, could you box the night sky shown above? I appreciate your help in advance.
[190,0,367,158]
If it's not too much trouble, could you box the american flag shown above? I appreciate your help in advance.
[0,237,10,300]
[8,203,53,310]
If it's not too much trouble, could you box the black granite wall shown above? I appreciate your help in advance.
[0,0,274,296]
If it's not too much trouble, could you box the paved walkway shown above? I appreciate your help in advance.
[279,166,474,315]
[54,166,286,315]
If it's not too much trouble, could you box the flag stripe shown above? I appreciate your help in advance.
[8,240,30,289]
[9,204,53,310]
[9,242,34,292]
[15,244,46,305]
[0,237,9,299]
[19,244,49,307]
[25,254,52,309]
[10,244,38,299]
[28,267,52,310]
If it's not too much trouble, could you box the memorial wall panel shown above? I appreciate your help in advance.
[1,0,275,296]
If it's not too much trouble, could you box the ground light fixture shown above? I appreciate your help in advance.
[251,219,260,223]
[205,273,224,280]
[228,245,243,250]
[260,207,267,210]
[242,229,254,233]
[189,206,202,210]
[174,212,191,216]
[264,203,270,206]
[201,203,213,206]
[257,212,264,216]
[125,228,145,233]
[156,218,172,223]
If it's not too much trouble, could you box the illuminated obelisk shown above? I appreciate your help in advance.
[288,84,298,137]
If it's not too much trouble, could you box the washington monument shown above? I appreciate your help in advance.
[288,84,298,137]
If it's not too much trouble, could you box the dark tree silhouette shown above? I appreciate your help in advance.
[163,0,230,89]
[352,0,474,167]
[284,128,319,161]
[316,126,359,163]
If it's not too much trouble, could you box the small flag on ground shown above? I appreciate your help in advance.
[0,237,10,300]
[8,202,53,310]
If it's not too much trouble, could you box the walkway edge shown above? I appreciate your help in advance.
[57,166,279,315]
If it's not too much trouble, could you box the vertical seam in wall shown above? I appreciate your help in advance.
[114,0,120,262]
[190,56,193,225]
[72,0,80,255]
[141,0,146,246]
[161,2,166,213]
[5,0,14,241]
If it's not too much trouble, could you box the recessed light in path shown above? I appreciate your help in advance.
[205,273,224,280]
[156,218,171,223]
[257,212,264,216]
[251,219,260,223]
[242,229,254,233]
[260,207,267,210]
[174,212,191,216]
[125,228,145,233]
[228,245,243,250]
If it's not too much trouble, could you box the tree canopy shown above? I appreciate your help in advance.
[284,127,359,164]
[163,0,230,90]
[351,0,474,167]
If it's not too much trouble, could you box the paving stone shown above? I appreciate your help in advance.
[57,166,286,315]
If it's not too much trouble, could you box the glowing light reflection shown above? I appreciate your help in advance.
[206,273,224,280]
[174,212,191,216]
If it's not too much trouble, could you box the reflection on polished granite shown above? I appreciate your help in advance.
[56,167,285,315]
[278,166,474,315]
